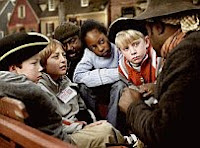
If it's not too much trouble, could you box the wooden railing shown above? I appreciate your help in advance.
[0,97,76,148]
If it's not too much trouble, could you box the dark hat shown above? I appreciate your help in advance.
[134,0,200,20]
[0,32,50,70]
[108,17,147,43]
[54,22,80,43]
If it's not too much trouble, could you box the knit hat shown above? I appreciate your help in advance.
[54,22,80,43]
[0,32,50,70]
[108,17,147,43]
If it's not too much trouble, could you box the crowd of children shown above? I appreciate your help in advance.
[0,17,161,148]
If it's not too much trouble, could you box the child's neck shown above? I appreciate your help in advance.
[129,62,141,72]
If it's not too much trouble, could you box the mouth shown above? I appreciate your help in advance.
[37,75,42,81]
[68,53,76,57]
[66,50,77,58]
[133,56,140,60]
[102,50,111,57]
[60,65,67,71]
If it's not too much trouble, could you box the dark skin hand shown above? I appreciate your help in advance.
[119,87,142,114]
[138,83,155,98]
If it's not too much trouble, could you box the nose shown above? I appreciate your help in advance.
[38,63,43,72]
[130,46,137,55]
[60,55,67,63]
[97,45,104,52]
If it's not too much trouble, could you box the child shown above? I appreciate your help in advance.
[0,32,73,143]
[38,39,125,148]
[73,19,127,131]
[115,29,159,85]
[54,22,84,80]
[113,21,161,103]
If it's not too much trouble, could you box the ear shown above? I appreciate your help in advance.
[144,36,150,49]
[155,22,165,35]
[8,65,17,72]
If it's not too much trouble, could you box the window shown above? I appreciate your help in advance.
[7,12,12,21]
[18,5,25,19]
[48,0,55,11]
[0,31,4,39]
[46,22,54,37]
[121,7,135,18]
[81,0,89,7]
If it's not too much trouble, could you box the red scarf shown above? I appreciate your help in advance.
[161,29,186,59]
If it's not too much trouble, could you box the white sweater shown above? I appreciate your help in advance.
[73,43,121,87]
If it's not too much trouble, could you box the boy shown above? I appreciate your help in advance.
[73,19,127,131]
[0,32,73,143]
[115,29,161,99]
[108,18,161,99]
[38,39,125,148]
[54,22,84,80]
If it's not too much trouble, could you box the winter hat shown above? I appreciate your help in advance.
[54,22,80,43]
[0,32,50,70]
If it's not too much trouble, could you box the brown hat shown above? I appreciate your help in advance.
[108,17,147,43]
[54,22,80,43]
[134,0,200,20]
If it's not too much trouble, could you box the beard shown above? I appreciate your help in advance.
[66,49,82,61]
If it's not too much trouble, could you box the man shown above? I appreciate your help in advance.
[119,0,200,147]
[54,22,84,80]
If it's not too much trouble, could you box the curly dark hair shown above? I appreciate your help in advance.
[80,19,107,48]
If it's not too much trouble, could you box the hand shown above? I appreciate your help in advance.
[138,83,155,98]
[119,87,142,114]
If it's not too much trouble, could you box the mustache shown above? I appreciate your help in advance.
[66,49,76,55]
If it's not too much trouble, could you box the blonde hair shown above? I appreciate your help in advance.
[115,29,144,50]
[39,39,63,67]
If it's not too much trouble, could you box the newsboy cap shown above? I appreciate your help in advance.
[134,0,200,20]
[108,17,147,43]
[54,22,80,43]
[0,32,50,70]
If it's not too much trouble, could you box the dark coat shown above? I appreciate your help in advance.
[126,31,200,148]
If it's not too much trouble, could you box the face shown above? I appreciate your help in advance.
[15,53,43,83]
[62,35,82,61]
[120,38,148,65]
[145,23,163,57]
[45,45,67,81]
[85,29,111,57]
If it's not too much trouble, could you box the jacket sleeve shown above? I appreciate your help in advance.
[73,49,119,87]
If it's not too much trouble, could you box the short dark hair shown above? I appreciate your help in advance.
[80,19,107,48]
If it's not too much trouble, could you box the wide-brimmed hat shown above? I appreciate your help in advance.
[134,0,200,20]
[54,22,80,43]
[108,17,147,43]
[0,32,50,69]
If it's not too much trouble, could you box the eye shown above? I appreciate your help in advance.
[99,39,105,44]
[62,52,66,57]
[122,46,129,52]
[52,55,59,59]
[31,61,37,65]
[71,38,76,43]
[89,45,97,51]
[132,41,140,47]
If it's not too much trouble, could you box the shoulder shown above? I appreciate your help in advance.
[171,31,200,57]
